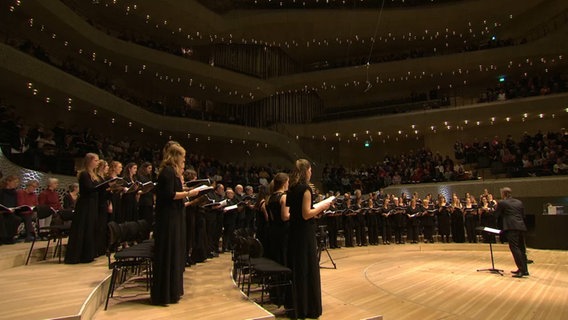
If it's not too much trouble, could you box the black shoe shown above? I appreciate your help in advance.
[510,270,529,276]
[512,272,525,278]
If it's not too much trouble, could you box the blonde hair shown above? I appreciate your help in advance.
[289,159,311,187]
[162,140,181,157]
[109,160,122,176]
[96,159,108,178]
[159,143,186,177]
[80,153,100,182]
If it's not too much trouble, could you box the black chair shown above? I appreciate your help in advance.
[104,221,153,310]
[136,219,152,242]
[25,207,74,265]
[232,236,252,290]
[243,238,297,317]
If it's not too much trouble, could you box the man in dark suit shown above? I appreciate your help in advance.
[494,187,529,278]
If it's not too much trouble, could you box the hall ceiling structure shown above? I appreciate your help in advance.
[1,0,568,146]
[5,0,568,109]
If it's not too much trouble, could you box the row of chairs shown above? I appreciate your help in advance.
[25,205,74,265]
[232,235,297,318]
[104,220,154,310]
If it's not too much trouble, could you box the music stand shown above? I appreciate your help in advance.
[317,225,336,269]
[476,227,504,276]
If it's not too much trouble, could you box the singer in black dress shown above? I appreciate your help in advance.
[151,142,199,305]
[121,162,139,222]
[65,153,100,264]
[266,172,290,266]
[286,159,330,319]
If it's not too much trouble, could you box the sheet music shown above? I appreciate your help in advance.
[203,199,228,208]
[186,178,212,187]
[193,185,213,192]
[483,227,502,234]
[223,204,238,212]
[313,196,335,210]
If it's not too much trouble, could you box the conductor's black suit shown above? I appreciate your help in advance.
[494,197,528,275]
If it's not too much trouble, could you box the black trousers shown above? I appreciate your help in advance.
[506,230,528,274]
[381,222,392,243]
[326,216,338,248]
[406,222,419,242]
[422,225,434,242]
[205,211,217,253]
[355,214,367,246]
[344,216,354,247]
[16,212,34,239]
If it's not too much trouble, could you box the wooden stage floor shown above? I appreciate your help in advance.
[1,241,567,320]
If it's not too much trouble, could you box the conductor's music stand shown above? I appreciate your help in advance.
[476,226,504,276]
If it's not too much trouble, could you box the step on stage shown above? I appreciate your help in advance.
[1,242,568,320]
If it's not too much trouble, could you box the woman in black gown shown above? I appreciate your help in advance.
[107,161,124,222]
[62,182,79,210]
[436,195,451,243]
[137,162,155,233]
[65,153,100,264]
[286,159,331,319]
[95,160,112,257]
[450,194,466,243]
[121,162,139,222]
[151,142,199,305]
[266,172,290,266]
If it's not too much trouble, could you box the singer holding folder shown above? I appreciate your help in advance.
[65,153,100,264]
[286,159,331,319]
[151,142,199,305]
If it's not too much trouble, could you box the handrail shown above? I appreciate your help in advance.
[0,43,308,162]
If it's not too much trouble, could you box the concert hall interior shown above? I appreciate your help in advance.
[0,0,568,319]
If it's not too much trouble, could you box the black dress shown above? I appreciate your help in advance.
[96,187,112,256]
[437,205,451,242]
[110,185,122,223]
[266,191,288,266]
[451,207,466,243]
[0,188,21,244]
[137,174,155,234]
[121,177,138,222]
[151,166,185,305]
[286,183,322,319]
[65,171,98,264]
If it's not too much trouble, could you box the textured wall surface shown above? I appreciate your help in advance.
[0,149,76,201]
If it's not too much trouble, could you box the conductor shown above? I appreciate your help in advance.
[494,187,529,278]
